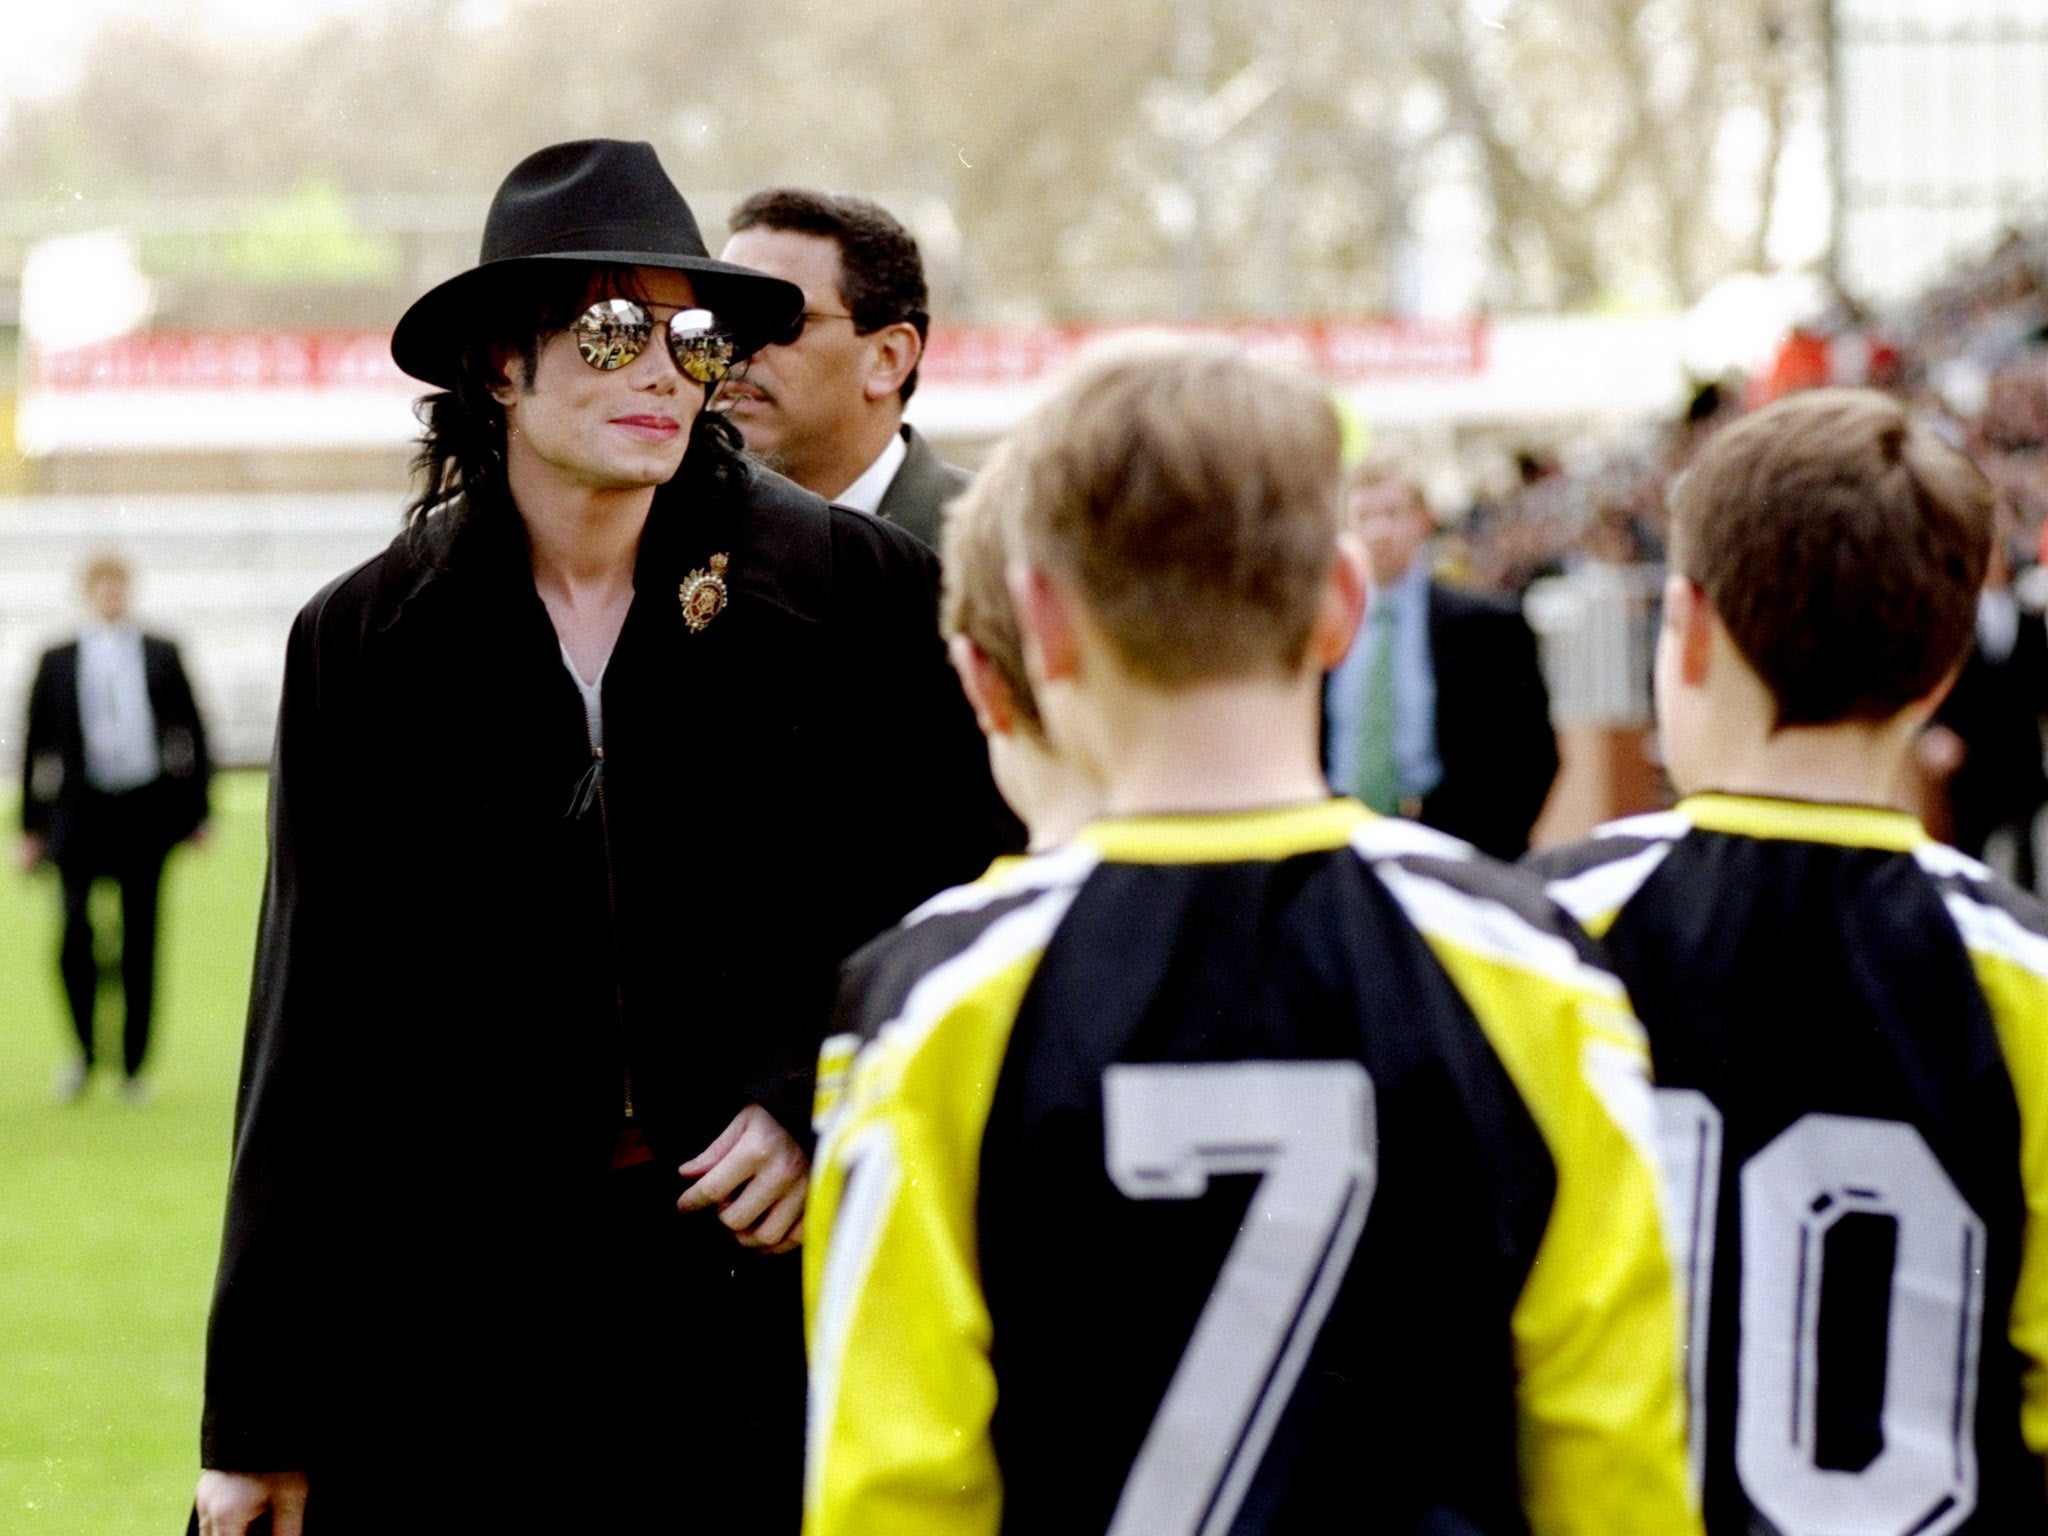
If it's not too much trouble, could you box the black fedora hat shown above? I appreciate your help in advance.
[390,138,803,389]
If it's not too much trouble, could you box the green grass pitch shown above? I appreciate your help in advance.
[2,771,268,1534]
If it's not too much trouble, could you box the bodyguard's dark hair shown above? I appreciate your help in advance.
[403,263,746,563]
[1668,387,1994,728]
[727,188,931,402]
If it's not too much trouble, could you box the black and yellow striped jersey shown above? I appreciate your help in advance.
[1531,793,2048,1536]
[804,798,1698,1536]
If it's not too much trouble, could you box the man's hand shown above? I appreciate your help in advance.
[17,834,45,874]
[677,1103,809,1254]
[195,1469,309,1536]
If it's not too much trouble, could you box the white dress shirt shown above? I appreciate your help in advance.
[77,622,160,793]
[832,430,909,515]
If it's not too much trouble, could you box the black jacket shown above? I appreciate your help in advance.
[874,423,972,550]
[1935,608,2048,847]
[201,458,1013,1485]
[21,633,210,866]
[1418,582,1559,861]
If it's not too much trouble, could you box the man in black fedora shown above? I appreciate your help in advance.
[193,139,1011,1535]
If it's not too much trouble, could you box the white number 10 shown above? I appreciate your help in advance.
[1653,1096,1986,1536]
[1102,1061,1376,1536]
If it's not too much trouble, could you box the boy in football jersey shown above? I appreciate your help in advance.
[939,473,1102,853]
[1530,387,2048,1533]
[802,337,1698,1535]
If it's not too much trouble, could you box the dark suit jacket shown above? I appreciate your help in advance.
[1421,583,1559,860]
[874,423,972,550]
[20,633,210,867]
[200,457,1016,1495]
[1934,608,2048,847]
[1322,581,1558,861]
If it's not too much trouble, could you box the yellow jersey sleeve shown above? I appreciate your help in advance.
[802,883,1078,1536]
[1373,853,1700,1536]
[1935,878,2048,1458]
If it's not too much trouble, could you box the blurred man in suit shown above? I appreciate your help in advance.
[1921,510,2048,888]
[718,189,968,547]
[20,553,210,1099]
[1324,470,1558,858]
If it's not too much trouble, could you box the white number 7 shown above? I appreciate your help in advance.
[1102,1060,1377,1536]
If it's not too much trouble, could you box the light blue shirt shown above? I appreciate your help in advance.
[1327,559,1441,804]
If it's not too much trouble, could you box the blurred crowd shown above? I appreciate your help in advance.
[1450,229,2048,601]
[1434,229,2048,886]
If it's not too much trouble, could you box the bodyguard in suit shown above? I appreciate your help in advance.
[717,188,969,547]
[19,553,210,1098]
[1325,471,1558,859]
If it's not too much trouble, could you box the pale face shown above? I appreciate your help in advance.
[86,570,130,624]
[1352,478,1434,587]
[715,228,874,475]
[496,267,706,497]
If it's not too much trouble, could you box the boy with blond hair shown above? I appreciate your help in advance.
[1532,387,2048,1533]
[802,338,1698,1535]
[939,475,1101,853]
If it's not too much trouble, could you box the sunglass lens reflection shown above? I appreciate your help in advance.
[571,301,735,382]
[573,299,651,370]
[666,310,735,383]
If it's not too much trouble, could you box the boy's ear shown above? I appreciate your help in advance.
[1665,573,1715,688]
[1009,561,1083,684]
[1311,535,1371,671]
[948,633,1018,737]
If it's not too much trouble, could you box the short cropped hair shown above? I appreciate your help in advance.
[1668,387,1994,727]
[82,552,131,589]
[727,188,930,402]
[940,486,1043,736]
[970,336,1343,687]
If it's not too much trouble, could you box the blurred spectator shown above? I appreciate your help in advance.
[18,553,211,1101]
[1324,468,1558,858]
[718,189,968,548]
[1922,509,2048,889]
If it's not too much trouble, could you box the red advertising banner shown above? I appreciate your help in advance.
[27,318,1488,396]
[921,319,1487,386]
[28,330,413,393]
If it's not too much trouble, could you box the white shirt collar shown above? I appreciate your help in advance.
[833,430,909,515]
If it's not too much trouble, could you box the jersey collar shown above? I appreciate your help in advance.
[1678,792,1927,852]
[1079,798,1371,864]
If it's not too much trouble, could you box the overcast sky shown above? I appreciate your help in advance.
[0,0,424,113]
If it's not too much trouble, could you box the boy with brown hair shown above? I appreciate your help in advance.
[938,476,1101,852]
[802,337,1698,1535]
[1532,387,2048,1533]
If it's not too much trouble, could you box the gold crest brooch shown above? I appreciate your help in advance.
[679,553,730,633]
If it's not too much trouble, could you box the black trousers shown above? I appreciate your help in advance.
[285,1159,808,1533]
[55,788,170,1078]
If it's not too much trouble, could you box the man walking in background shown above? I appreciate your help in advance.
[19,552,211,1101]
[718,189,968,547]
[1324,468,1558,858]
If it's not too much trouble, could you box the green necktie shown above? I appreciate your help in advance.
[1354,601,1402,815]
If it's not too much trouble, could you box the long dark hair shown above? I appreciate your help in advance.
[402,263,750,564]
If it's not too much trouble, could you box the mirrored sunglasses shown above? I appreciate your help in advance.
[571,299,737,383]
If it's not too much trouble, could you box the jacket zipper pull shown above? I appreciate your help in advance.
[565,747,604,820]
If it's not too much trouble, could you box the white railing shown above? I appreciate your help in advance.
[1522,563,1664,728]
